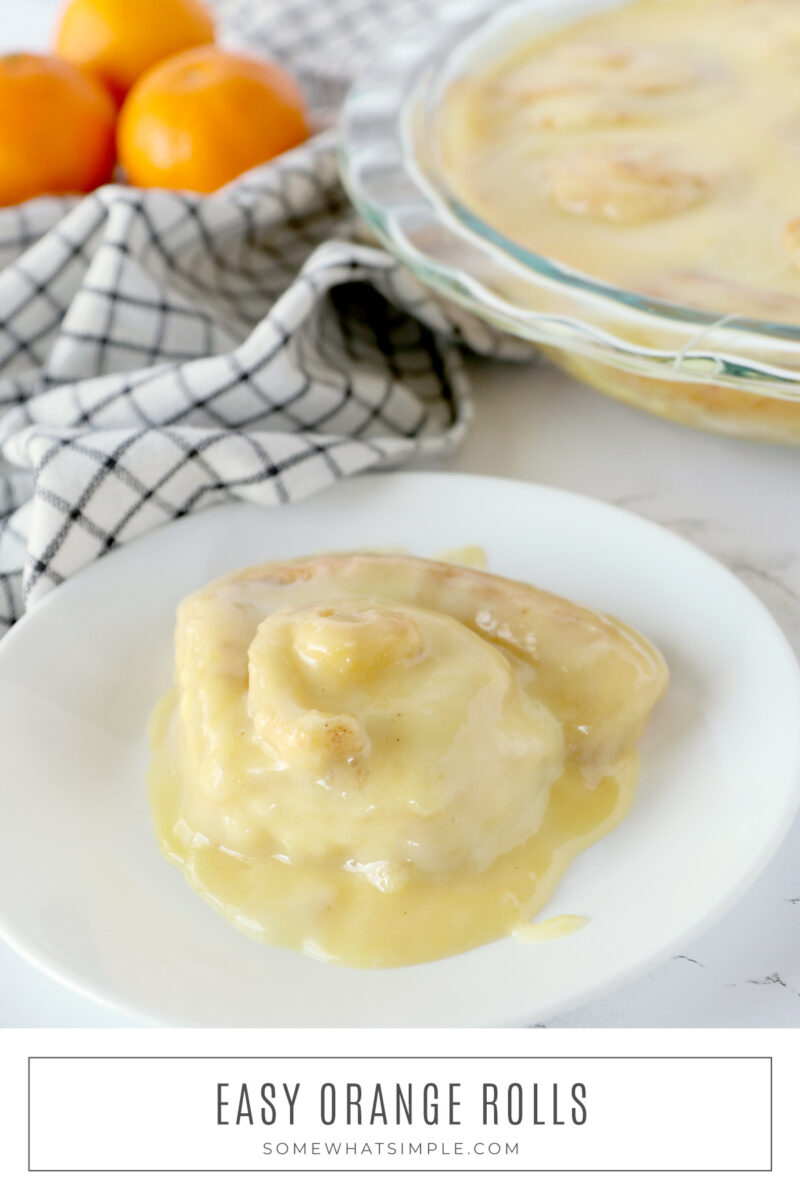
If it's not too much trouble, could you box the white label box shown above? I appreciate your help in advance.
[27,1056,772,1172]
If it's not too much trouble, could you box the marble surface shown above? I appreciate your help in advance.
[1,1,799,1028]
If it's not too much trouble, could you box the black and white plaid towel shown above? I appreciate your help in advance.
[0,0,524,638]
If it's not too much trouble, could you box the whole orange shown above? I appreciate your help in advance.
[117,47,311,193]
[54,0,216,104]
[0,53,116,205]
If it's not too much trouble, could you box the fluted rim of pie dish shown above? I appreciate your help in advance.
[339,0,800,402]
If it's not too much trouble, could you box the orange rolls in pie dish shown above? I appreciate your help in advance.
[438,0,800,325]
[148,553,668,966]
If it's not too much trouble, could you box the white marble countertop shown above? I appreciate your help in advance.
[1,0,799,1029]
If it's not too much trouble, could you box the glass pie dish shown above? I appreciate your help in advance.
[339,0,800,444]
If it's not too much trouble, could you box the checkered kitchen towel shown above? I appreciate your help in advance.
[0,0,523,638]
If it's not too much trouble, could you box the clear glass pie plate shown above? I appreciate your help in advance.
[339,0,800,444]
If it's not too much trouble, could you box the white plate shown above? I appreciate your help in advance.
[0,472,799,1027]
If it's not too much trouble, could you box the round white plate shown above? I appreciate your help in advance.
[1,472,799,1027]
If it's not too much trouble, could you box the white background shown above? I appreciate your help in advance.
[27,1051,771,1171]
[3,1027,797,1196]
[1,5,799,1033]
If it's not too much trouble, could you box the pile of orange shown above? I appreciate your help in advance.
[0,0,310,206]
